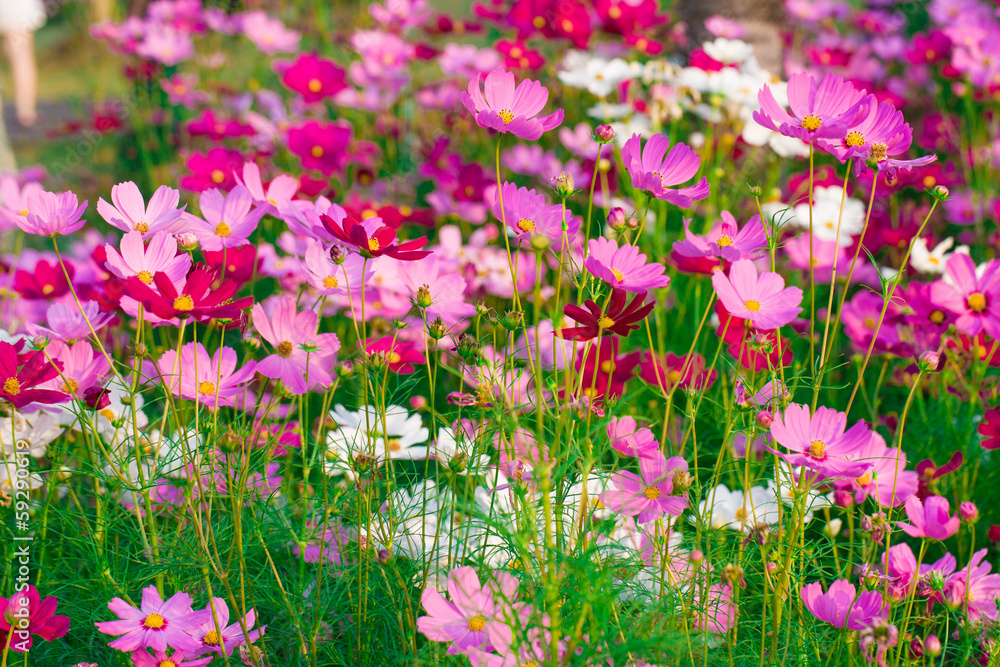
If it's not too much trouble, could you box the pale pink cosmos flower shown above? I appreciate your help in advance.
[104,231,192,286]
[17,190,87,237]
[37,340,110,397]
[95,585,210,653]
[754,72,868,143]
[156,343,257,410]
[190,597,265,656]
[396,255,478,325]
[417,566,524,655]
[240,10,300,54]
[131,649,211,667]
[460,70,564,141]
[599,451,689,523]
[943,549,1000,621]
[897,495,960,541]
[97,182,186,237]
[0,174,44,230]
[251,295,341,395]
[929,253,1000,339]
[190,186,266,251]
[801,580,886,630]
[160,73,208,108]
[607,416,660,459]
[768,403,871,478]
[672,212,768,262]
[585,237,670,293]
[621,133,710,206]
[234,162,298,212]
[27,300,113,342]
[300,240,371,297]
[836,432,917,508]
[711,259,803,329]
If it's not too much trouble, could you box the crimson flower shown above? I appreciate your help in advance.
[365,336,426,374]
[980,408,1000,450]
[0,340,68,408]
[320,214,431,261]
[0,585,71,652]
[561,289,654,341]
[915,451,962,500]
[13,260,72,300]
[124,265,252,323]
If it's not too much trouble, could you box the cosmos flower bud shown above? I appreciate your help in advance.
[689,549,704,565]
[918,350,940,371]
[239,644,267,667]
[607,207,627,229]
[924,635,942,657]
[626,215,640,230]
[133,343,148,357]
[765,561,778,574]
[960,501,978,523]
[747,183,762,197]
[931,185,950,200]
[378,548,393,564]
[941,579,965,608]
[409,395,427,411]
[823,518,843,539]
[31,335,48,349]
[594,124,615,144]
[530,234,550,252]
[500,310,524,331]
[337,361,354,378]
[83,386,112,411]
[551,172,575,197]
[427,316,448,340]
[453,333,481,360]
[722,563,746,588]
[755,410,772,428]
[175,232,198,250]
[415,284,433,308]
[925,570,944,592]
[329,244,347,264]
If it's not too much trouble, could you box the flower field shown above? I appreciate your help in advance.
[1,0,1000,665]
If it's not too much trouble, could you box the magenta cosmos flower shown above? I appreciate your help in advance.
[95,586,210,653]
[621,133,710,206]
[754,71,867,142]
[711,259,803,330]
[251,295,341,395]
[801,580,886,630]
[287,120,353,175]
[607,416,659,459]
[929,253,1000,339]
[417,566,524,655]
[190,598,265,656]
[460,69,564,140]
[104,231,192,286]
[768,403,871,478]
[155,343,256,410]
[16,190,87,237]
[943,549,1000,622]
[897,495,960,541]
[493,182,579,245]
[132,649,212,667]
[278,52,347,103]
[190,186,266,252]
[585,237,670,293]
[97,181,186,236]
[599,451,689,523]
[673,211,768,263]
[0,585,70,652]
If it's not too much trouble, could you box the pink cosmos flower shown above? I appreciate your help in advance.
[95,586,210,653]
[156,343,256,410]
[607,416,660,459]
[27,300,113,341]
[278,53,348,103]
[189,186,266,251]
[801,580,886,630]
[104,231,192,286]
[585,237,670,293]
[460,69,564,141]
[711,259,803,330]
[493,182,566,243]
[943,549,1000,621]
[0,585,70,652]
[240,10,300,54]
[131,649,212,667]
[417,566,524,654]
[160,74,208,108]
[300,240,371,296]
[0,174,44,230]
[672,212,767,262]
[97,182,186,237]
[38,340,111,397]
[620,133,710,206]
[599,451,689,523]
[836,432,917,508]
[251,295,341,395]
[190,598,265,656]
[929,253,1000,339]
[768,403,871,478]
[17,190,87,237]
[897,495,960,541]
[234,162,298,212]
[754,72,868,142]
[395,255,478,325]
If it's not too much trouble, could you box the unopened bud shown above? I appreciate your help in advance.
[747,183,762,197]
[427,316,448,340]
[337,361,354,378]
[552,172,575,197]
[918,350,940,371]
[755,410,772,428]
[931,184,950,200]
[329,244,347,264]
[607,207,627,230]
[134,343,148,357]
[960,501,979,523]
[823,518,843,539]
[500,310,524,332]
[594,124,615,144]
[626,216,640,230]
[453,333,481,360]
[409,395,427,411]
[83,386,112,411]
[924,635,942,657]
[689,549,704,564]
[31,335,48,349]
[530,234,550,252]
[766,561,778,574]
[378,548,393,564]
[175,232,198,250]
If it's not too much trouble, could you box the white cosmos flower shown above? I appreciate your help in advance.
[433,425,490,475]
[558,55,634,97]
[790,186,866,246]
[325,404,429,475]
[703,37,754,64]
[909,236,969,274]
[0,411,63,458]
[699,483,779,532]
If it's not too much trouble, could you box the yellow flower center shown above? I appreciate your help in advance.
[598,316,616,329]
[173,295,195,311]
[138,270,154,284]
[277,341,294,357]
[308,78,322,93]
[158,661,176,667]
[311,145,324,158]
[211,169,225,184]
[611,268,624,282]
[203,629,221,645]
[135,221,150,234]
[143,613,165,629]
[609,4,622,18]
[323,275,339,288]
[734,507,748,522]
[801,115,822,131]
[387,438,402,452]
[3,377,21,395]
[644,486,660,500]
[498,109,515,124]
[863,317,876,329]
[808,440,826,458]
[717,235,733,247]
[929,309,945,324]
[744,299,761,312]
[215,222,231,237]
[62,378,79,394]
[516,218,536,232]
[870,142,888,161]
[42,284,55,295]
[667,370,682,384]
[368,238,380,253]
[467,614,486,631]
[198,381,216,395]
[388,351,402,364]
[845,131,865,147]
[855,472,872,486]
[967,292,987,313]
[18,209,28,216]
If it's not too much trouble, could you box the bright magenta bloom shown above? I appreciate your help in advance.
[929,254,1000,339]
[417,566,523,654]
[820,97,937,175]
[156,343,256,410]
[0,585,70,652]
[0,340,68,408]
[607,416,659,459]
[190,598,265,656]
[768,403,871,478]
[585,237,670,293]
[801,580,886,630]
[460,69,564,140]
[97,181,185,236]
[711,259,803,330]
[673,212,767,262]
[95,586,210,653]
[190,186,266,251]
[16,190,87,237]
[754,72,867,142]
[943,549,1000,621]
[278,52,347,103]
[898,495,960,541]
[493,182,578,245]
[620,133,710,206]
[131,649,212,667]
[251,295,341,395]
[599,451,689,523]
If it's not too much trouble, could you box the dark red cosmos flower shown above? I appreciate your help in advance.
[0,341,68,408]
[124,265,252,323]
[0,585,71,653]
[915,451,962,500]
[639,351,716,393]
[320,215,431,261]
[979,408,1000,450]
[13,260,72,300]
[572,338,641,404]
[365,336,426,374]
[561,289,654,341]
[202,245,259,284]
